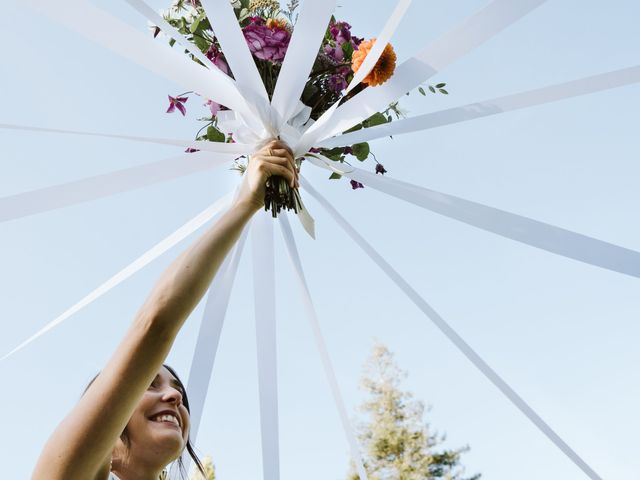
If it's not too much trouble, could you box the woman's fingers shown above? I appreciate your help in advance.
[257,162,296,187]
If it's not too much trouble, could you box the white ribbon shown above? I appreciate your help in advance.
[251,212,280,480]
[24,0,248,114]
[295,0,412,156]
[279,214,368,480]
[199,0,273,136]
[299,0,547,147]
[270,0,337,127]
[187,226,249,443]
[300,176,603,480]
[307,158,640,278]
[0,123,254,154]
[318,65,640,148]
[0,151,232,223]
[123,0,219,72]
[0,191,234,361]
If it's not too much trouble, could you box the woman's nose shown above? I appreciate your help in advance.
[162,387,183,406]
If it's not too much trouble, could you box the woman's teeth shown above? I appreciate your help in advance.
[152,414,180,427]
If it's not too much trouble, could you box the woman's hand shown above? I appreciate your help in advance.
[236,139,299,213]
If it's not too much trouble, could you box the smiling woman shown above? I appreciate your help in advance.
[31,140,299,480]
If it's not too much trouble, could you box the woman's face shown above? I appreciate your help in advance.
[124,366,191,461]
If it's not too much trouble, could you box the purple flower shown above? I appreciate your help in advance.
[206,44,231,76]
[243,19,291,63]
[328,74,348,93]
[185,147,200,153]
[330,21,352,45]
[324,44,344,62]
[167,95,188,116]
[350,180,364,190]
[375,163,387,175]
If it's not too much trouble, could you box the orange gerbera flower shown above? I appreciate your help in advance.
[351,38,397,87]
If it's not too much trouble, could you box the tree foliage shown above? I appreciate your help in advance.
[190,455,215,480]
[348,344,480,480]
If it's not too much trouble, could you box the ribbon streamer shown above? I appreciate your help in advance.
[318,65,640,148]
[279,214,369,480]
[187,226,249,443]
[0,123,254,154]
[0,151,232,223]
[200,0,272,134]
[300,176,603,480]
[0,191,234,361]
[307,157,640,279]
[294,0,412,155]
[252,212,280,480]
[24,0,248,114]
[270,0,337,127]
[299,0,546,147]
[123,0,219,72]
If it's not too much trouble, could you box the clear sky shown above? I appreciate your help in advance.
[1,1,639,479]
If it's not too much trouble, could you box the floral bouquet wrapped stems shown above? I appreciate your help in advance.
[157,0,447,218]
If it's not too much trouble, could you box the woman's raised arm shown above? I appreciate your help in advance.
[33,140,297,480]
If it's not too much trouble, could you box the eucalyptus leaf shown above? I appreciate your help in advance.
[428,85,436,93]
[418,86,426,96]
[435,82,446,88]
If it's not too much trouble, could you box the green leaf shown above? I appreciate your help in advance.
[428,85,436,93]
[190,14,202,33]
[341,40,354,59]
[365,112,388,128]
[435,82,446,88]
[343,122,364,134]
[351,142,370,161]
[329,173,342,180]
[169,38,176,47]
[418,86,426,96]
[439,89,448,95]
[193,36,209,53]
[207,126,226,143]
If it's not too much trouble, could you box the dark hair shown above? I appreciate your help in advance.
[84,364,207,479]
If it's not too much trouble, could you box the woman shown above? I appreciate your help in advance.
[33,140,299,480]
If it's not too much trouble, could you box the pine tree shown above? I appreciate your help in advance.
[190,455,215,480]
[348,344,480,480]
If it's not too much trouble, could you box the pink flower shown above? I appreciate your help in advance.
[206,99,222,116]
[330,21,352,45]
[324,44,344,62]
[206,44,231,76]
[243,18,291,63]
[167,95,188,116]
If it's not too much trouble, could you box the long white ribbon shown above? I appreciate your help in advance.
[270,0,337,126]
[0,191,234,361]
[0,151,232,223]
[187,226,249,443]
[0,123,254,154]
[295,0,412,155]
[299,0,546,148]
[318,65,640,148]
[200,0,272,134]
[123,0,217,71]
[307,158,640,279]
[24,0,248,114]
[251,212,280,480]
[300,176,603,480]
[279,214,368,480]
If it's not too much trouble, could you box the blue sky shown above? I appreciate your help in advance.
[1,1,639,479]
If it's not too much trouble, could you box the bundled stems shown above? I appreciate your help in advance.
[263,176,302,218]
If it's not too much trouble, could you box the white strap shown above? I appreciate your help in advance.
[279,214,368,480]
[318,65,640,148]
[0,191,234,361]
[252,212,280,480]
[24,0,247,113]
[0,122,254,154]
[0,151,231,223]
[270,0,337,126]
[300,176,603,480]
[307,157,640,278]
[187,226,249,443]
[299,0,546,146]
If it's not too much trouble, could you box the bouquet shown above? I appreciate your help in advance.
[156,0,447,217]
